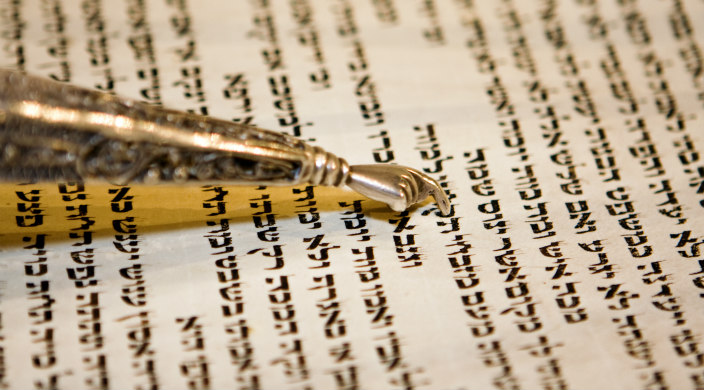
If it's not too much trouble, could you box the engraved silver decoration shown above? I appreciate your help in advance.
[0,69,450,215]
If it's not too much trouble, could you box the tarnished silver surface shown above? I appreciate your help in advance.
[0,69,450,215]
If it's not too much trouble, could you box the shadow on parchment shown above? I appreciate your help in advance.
[0,182,404,249]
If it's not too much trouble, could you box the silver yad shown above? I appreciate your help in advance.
[0,69,450,215]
